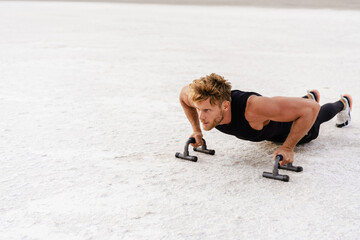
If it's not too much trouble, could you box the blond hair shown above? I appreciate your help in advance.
[189,73,232,105]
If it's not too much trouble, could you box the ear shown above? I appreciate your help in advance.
[222,100,230,110]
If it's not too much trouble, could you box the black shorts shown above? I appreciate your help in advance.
[298,124,320,144]
[268,122,320,144]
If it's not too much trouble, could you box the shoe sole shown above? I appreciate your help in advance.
[336,119,351,128]
[343,94,352,111]
[309,89,320,103]
[336,94,352,128]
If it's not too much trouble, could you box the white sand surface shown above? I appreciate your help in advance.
[0,1,360,239]
[8,0,360,10]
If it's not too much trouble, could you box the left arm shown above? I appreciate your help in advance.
[246,96,320,165]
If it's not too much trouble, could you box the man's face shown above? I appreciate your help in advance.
[194,98,224,131]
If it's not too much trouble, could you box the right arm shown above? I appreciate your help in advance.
[179,86,203,147]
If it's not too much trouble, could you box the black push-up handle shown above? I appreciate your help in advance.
[175,137,215,162]
[193,138,215,155]
[262,155,303,182]
[278,163,303,172]
[175,138,198,162]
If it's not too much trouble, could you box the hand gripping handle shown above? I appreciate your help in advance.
[193,138,215,155]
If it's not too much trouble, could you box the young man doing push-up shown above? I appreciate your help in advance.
[179,73,352,166]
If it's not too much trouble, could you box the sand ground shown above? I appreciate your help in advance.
[1,1,360,239]
[5,0,360,9]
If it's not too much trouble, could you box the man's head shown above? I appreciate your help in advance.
[189,73,232,130]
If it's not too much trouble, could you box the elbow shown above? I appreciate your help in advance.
[313,102,320,115]
[301,102,320,122]
[309,102,320,121]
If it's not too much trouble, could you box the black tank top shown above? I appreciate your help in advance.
[215,90,293,142]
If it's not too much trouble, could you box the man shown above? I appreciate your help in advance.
[179,73,352,166]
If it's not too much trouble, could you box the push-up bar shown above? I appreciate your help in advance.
[175,138,303,182]
[175,137,215,162]
[262,155,303,182]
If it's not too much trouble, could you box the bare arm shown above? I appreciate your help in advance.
[247,96,320,164]
[179,86,203,147]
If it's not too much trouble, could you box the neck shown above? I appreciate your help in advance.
[219,104,231,125]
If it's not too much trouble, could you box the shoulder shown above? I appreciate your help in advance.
[246,95,270,115]
[179,85,195,107]
[247,95,289,116]
[246,95,320,122]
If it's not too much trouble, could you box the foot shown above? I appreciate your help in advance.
[336,94,352,128]
[306,89,320,103]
